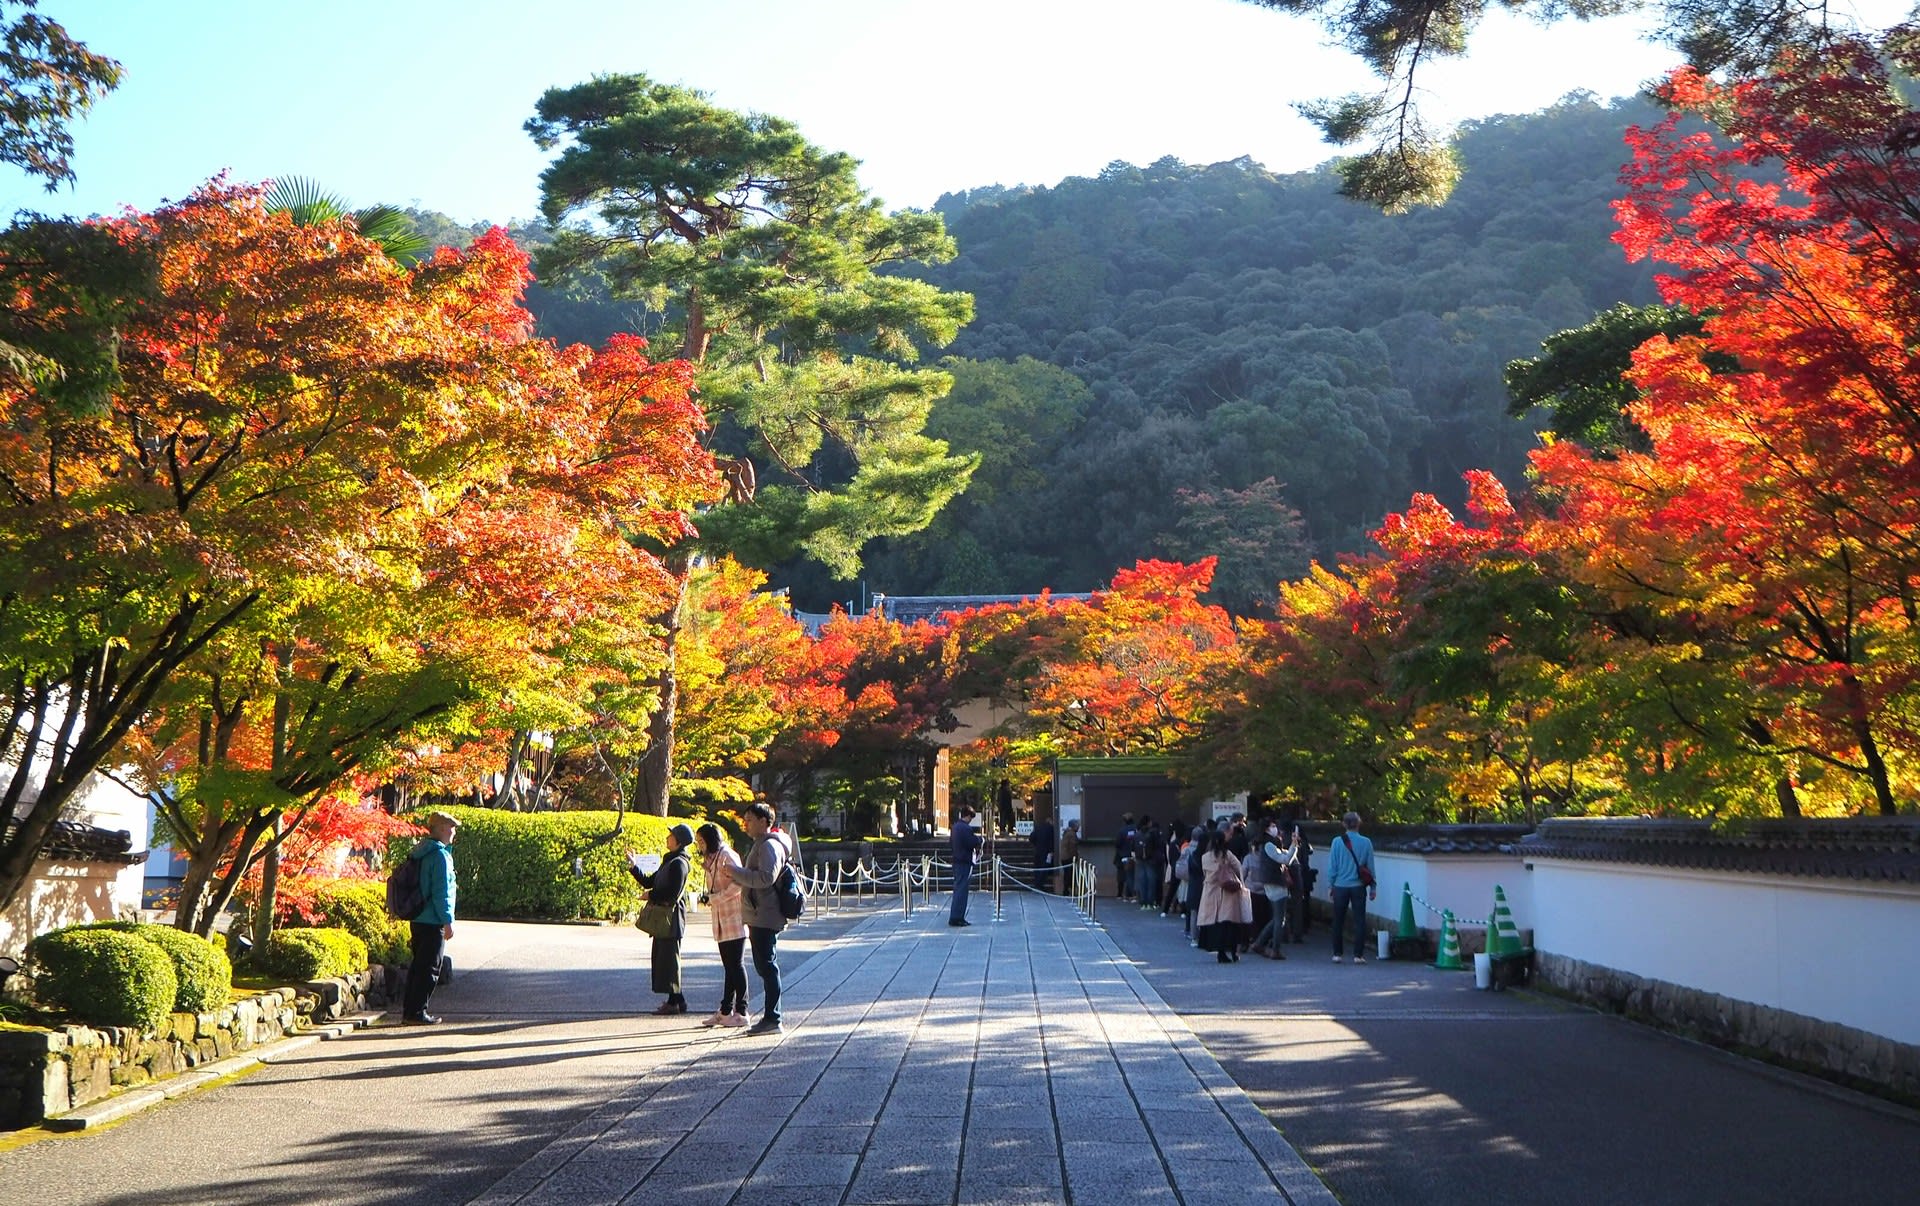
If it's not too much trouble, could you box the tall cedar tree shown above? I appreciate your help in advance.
[525,75,976,814]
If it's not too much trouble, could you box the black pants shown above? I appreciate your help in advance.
[718,937,748,1015]
[748,926,782,1023]
[405,922,445,1018]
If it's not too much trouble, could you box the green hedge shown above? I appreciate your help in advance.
[304,879,410,966]
[259,927,368,981]
[396,807,696,920]
[28,929,177,1032]
[77,922,232,1013]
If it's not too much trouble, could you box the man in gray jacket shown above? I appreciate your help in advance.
[732,802,795,1035]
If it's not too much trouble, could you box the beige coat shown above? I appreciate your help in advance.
[1197,850,1253,927]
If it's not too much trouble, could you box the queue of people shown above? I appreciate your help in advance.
[1108,809,1383,968]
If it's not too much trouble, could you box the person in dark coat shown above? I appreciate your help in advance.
[949,805,984,925]
[627,822,694,1015]
[1030,813,1057,892]
[995,778,1015,835]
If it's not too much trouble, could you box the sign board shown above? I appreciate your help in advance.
[1014,820,1034,837]
[1210,800,1241,824]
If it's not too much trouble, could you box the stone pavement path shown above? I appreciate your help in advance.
[472,891,1335,1206]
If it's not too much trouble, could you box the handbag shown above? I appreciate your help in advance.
[1341,833,1376,889]
[635,901,675,938]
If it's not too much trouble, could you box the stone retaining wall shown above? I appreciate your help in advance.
[0,963,405,1128]
[1536,951,1920,1104]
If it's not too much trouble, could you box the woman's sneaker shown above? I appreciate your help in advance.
[720,1013,749,1028]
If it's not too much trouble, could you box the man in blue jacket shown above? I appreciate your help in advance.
[405,811,459,1024]
[949,805,984,926]
[1326,810,1376,964]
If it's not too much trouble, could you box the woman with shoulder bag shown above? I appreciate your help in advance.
[627,823,694,1015]
[1197,830,1254,963]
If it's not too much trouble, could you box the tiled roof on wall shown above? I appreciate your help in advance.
[1515,817,1920,884]
[3,818,146,865]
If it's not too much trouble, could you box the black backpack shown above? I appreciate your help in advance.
[774,861,807,920]
[387,850,426,921]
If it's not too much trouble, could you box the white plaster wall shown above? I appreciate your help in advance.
[1529,859,1920,1046]
[0,769,151,957]
[1311,851,1531,937]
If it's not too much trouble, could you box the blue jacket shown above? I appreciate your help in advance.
[410,839,457,925]
[951,819,983,868]
[1326,830,1375,890]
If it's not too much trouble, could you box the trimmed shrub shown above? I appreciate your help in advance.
[78,922,233,1012]
[27,928,177,1032]
[259,927,368,981]
[307,879,410,965]
[398,807,697,920]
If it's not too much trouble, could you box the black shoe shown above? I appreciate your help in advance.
[948,919,971,927]
[1217,952,1231,963]
[402,1013,441,1025]
[748,1017,783,1035]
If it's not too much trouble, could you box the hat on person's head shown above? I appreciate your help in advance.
[668,823,695,848]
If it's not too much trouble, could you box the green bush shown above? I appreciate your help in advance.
[259,927,368,981]
[304,879,410,965]
[77,922,232,1012]
[397,807,697,921]
[27,928,177,1032]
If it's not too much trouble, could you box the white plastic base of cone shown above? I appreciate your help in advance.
[1474,951,1492,989]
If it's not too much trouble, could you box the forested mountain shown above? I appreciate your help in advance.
[416,92,1665,615]
[822,92,1665,614]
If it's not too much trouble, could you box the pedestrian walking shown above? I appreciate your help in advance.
[948,804,984,925]
[627,823,693,1014]
[696,823,749,1028]
[1327,810,1377,963]
[403,811,459,1025]
[1114,813,1136,901]
[731,802,795,1035]
[1197,830,1252,962]
[1058,819,1080,892]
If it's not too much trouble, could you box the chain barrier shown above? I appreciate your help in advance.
[1399,883,1492,930]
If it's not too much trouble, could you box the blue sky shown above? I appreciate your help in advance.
[6,0,1901,224]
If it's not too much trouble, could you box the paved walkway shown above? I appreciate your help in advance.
[471,891,1335,1206]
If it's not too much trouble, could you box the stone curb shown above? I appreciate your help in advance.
[42,1010,384,1132]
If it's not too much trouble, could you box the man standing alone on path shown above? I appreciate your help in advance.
[732,802,794,1035]
[950,805,984,925]
[1058,819,1080,893]
[404,811,459,1025]
[1327,810,1377,963]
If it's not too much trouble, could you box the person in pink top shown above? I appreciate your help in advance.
[696,822,749,1028]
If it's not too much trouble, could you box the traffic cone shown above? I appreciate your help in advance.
[1488,885,1522,957]
[1396,883,1418,939]
[1434,909,1465,970]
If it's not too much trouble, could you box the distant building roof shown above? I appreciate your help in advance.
[1516,817,1920,884]
[3,817,146,865]
[873,592,1092,626]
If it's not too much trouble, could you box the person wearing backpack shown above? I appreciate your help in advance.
[731,802,796,1036]
[402,812,459,1025]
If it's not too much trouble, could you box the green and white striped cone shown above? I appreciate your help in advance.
[1434,909,1465,970]
[1488,885,1523,957]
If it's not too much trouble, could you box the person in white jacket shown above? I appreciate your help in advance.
[1249,820,1300,959]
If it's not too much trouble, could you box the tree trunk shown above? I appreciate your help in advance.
[636,557,693,817]
[1773,775,1802,818]
[1840,673,1897,816]
[254,817,281,948]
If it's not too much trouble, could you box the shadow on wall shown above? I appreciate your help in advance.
[0,862,129,957]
